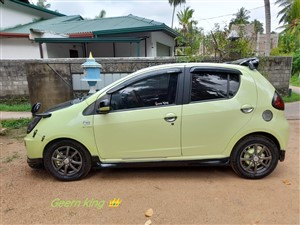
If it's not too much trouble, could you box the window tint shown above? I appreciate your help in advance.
[228,74,239,97]
[191,72,240,102]
[111,74,178,110]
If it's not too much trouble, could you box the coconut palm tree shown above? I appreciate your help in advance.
[177,7,197,33]
[176,7,202,55]
[36,0,50,9]
[229,7,250,28]
[168,0,186,28]
[285,0,300,36]
[264,0,271,56]
[95,10,106,19]
[275,0,293,25]
[276,0,299,54]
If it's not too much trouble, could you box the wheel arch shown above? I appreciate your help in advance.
[43,138,92,159]
[231,132,281,157]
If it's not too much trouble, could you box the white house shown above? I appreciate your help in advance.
[0,0,64,30]
[1,0,179,59]
[0,0,65,58]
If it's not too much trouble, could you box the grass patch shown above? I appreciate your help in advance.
[1,118,31,129]
[2,152,20,163]
[0,103,31,112]
[290,75,300,87]
[3,127,28,139]
[283,91,300,103]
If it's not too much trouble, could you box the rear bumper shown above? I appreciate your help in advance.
[279,150,285,162]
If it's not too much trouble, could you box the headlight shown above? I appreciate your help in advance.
[27,117,42,134]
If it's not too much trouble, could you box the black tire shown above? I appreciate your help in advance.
[44,140,92,181]
[230,136,279,179]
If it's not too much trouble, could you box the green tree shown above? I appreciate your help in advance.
[175,7,203,56]
[168,0,186,28]
[285,0,300,34]
[206,23,253,60]
[209,24,229,59]
[229,7,250,28]
[251,19,264,34]
[36,0,50,9]
[95,10,106,19]
[275,0,300,55]
[292,49,300,75]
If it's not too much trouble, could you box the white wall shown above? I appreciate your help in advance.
[43,35,173,58]
[149,32,175,57]
[1,7,39,30]
[46,43,84,58]
[87,41,146,57]
[0,38,40,59]
[0,32,175,59]
[156,42,171,56]
[115,42,145,57]
[115,43,130,57]
[1,0,57,30]
[87,43,114,57]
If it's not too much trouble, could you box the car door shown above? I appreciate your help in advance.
[181,67,257,157]
[93,69,183,160]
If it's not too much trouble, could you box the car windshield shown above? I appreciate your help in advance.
[71,95,91,104]
[46,95,93,113]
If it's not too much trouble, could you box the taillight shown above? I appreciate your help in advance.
[272,91,284,110]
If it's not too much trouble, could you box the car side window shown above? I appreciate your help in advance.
[111,73,178,110]
[228,74,239,98]
[191,72,240,102]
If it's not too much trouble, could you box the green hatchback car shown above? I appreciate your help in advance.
[25,58,289,181]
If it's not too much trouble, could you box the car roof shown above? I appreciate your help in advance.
[130,62,249,77]
[130,58,259,75]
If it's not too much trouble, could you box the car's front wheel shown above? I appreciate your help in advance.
[230,136,279,179]
[44,140,91,181]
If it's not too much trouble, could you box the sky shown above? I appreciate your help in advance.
[31,0,283,33]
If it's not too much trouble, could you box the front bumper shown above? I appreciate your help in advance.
[27,157,43,169]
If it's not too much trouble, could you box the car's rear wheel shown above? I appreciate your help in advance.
[44,140,91,181]
[230,136,279,179]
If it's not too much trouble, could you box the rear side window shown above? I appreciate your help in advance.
[191,72,240,102]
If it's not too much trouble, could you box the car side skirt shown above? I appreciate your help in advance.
[91,156,230,168]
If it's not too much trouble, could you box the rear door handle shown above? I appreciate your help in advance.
[241,105,254,114]
[164,113,177,123]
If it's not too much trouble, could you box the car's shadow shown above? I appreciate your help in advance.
[27,165,236,182]
[87,165,236,180]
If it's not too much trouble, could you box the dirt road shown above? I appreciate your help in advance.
[1,121,299,225]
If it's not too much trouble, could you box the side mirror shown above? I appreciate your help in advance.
[97,99,110,114]
[31,102,41,115]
